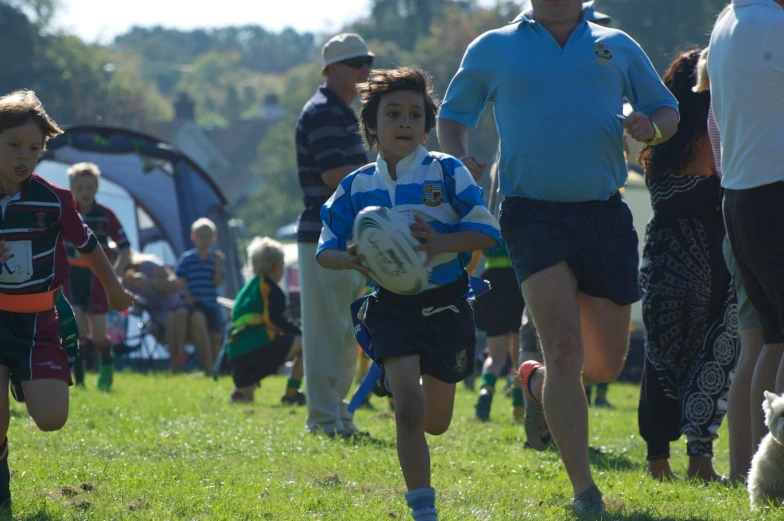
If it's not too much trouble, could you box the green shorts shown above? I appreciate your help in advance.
[723,236,760,331]
[56,288,80,362]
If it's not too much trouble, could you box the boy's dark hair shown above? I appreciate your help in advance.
[357,67,440,151]
[0,90,62,147]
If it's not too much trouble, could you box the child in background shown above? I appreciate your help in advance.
[64,162,131,390]
[0,89,136,511]
[473,238,525,422]
[226,237,304,404]
[176,218,225,373]
[317,68,500,521]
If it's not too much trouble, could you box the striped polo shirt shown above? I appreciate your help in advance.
[317,146,501,290]
[176,249,222,308]
[0,174,98,296]
[65,201,130,265]
[295,86,367,243]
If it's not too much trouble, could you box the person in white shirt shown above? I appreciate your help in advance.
[708,0,784,460]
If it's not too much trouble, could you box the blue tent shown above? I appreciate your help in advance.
[42,126,243,297]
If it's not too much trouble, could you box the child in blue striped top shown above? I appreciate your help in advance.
[317,67,500,521]
[176,218,225,372]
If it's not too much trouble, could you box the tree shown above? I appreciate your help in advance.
[4,0,58,28]
[599,0,729,72]
[0,2,40,94]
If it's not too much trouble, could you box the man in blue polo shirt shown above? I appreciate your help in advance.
[437,0,678,514]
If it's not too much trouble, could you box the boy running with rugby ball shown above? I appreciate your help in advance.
[317,68,499,521]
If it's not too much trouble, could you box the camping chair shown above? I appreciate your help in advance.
[110,301,171,372]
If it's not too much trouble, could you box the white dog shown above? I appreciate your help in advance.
[749,391,784,509]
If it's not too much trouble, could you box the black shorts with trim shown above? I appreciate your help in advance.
[473,267,525,336]
[363,272,476,384]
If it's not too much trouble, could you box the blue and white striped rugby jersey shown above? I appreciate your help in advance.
[317,146,500,291]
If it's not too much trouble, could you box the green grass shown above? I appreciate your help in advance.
[3,372,781,520]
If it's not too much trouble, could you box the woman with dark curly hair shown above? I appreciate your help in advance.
[637,49,739,482]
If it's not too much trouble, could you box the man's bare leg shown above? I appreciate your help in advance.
[521,262,592,494]
[727,327,763,482]
[750,344,783,450]
[522,262,631,496]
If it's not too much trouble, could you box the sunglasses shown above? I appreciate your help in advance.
[340,56,374,69]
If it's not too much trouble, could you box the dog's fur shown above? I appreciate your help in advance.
[749,391,784,509]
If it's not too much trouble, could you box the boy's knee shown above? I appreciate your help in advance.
[33,411,68,432]
[425,414,452,436]
[394,395,426,433]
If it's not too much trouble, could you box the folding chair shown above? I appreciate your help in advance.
[111,301,170,372]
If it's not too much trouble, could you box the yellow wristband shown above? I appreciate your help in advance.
[645,119,663,146]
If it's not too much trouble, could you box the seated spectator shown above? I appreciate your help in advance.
[122,251,191,371]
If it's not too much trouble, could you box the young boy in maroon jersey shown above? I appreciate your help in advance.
[0,89,136,511]
[64,162,131,390]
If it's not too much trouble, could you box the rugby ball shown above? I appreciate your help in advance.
[352,206,429,295]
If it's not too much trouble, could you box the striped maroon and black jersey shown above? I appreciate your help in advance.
[0,174,98,295]
[65,202,129,260]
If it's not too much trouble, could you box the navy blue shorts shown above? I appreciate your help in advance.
[499,193,641,306]
[473,267,525,336]
[362,272,476,384]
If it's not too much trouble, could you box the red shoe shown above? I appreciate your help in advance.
[518,361,552,451]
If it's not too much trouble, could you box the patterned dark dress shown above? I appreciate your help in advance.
[638,173,739,461]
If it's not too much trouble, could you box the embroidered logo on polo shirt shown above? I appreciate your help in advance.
[422,183,444,207]
[594,43,613,60]
[36,212,46,229]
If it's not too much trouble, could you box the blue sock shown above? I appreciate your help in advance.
[405,487,437,521]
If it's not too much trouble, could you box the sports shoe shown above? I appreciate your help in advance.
[475,388,493,421]
[574,485,605,517]
[594,397,614,409]
[518,361,552,451]
[97,364,113,391]
[281,391,306,406]
[231,391,252,404]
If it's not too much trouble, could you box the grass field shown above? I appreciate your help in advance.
[3,372,781,520]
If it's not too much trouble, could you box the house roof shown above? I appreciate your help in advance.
[207,118,278,202]
[142,115,280,204]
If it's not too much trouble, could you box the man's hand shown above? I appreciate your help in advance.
[410,215,445,267]
[345,244,372,277]
[460,155,487,182]
[108,288,137,312]
[215,250,225,264]
[624,112,656,143]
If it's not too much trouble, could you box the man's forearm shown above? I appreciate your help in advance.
[437,119,469,158]
[650,106,679,143]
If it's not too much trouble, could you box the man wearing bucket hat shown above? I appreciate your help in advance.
[295,33,374,438]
